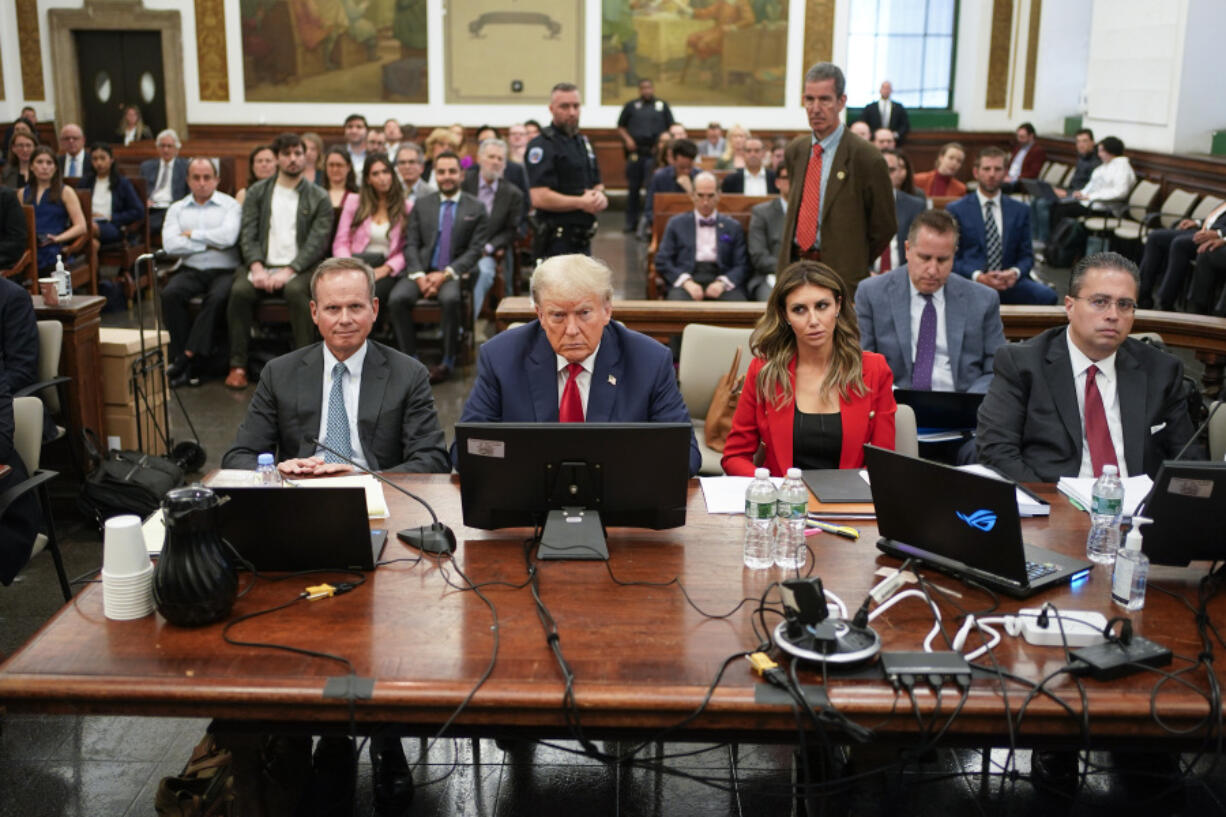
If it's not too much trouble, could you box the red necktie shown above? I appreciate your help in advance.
[880,240,892,272]
[1084,364,1118,476]
[559,363,584,422]
[795,143,823,251]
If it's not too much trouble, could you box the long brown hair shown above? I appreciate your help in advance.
[28,145,64,204]
[351,154,405,231]
[750,261,866,408]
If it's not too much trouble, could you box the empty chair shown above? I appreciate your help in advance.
[677,324,753,475]
[1116,187,1197,243]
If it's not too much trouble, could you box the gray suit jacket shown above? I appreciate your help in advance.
[139,157,188,204]
[856,267,1005,394]
[748,197,785,277]
[460,173,524,253]
[221,341,450,473]
[403,192,488,277]
[975,326,1197,482]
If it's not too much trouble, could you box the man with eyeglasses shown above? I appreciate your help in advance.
[393,143,434,205]
[453,253,701,476]
[976,252,1198,482]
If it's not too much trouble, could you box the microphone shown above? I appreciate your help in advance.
[1133,397,1220,518]
[305,436,457,556]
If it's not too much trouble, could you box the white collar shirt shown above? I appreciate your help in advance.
[317,342,369,470]
[908,279,954,392]
[554,344,599,417]
[1066,329,1127,478]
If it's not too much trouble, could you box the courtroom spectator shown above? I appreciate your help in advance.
[699,122,725,158]
[81,143,144,251]
[1047,136,1137,229]
[162,157,241,388]
[524,119,542,140]
[301,132,325,186]
[475,124,499,144]
[450,123,475,169]
[0,185,28,270]
[2,130,36,191]
[140,129,190,236]
[656,172,749,302]
[234,145,276,206]
[2,108,36,155]
[58,123,93,183]
[848,120,872,141]
[115,104,152,146]
[617,78,675,233]
[872,128,896,151]
[895,149,920,197]
[716,124,749,170]
[507,122,529,164]
[653,132,673,169]
[858,80,910,143]
[388,152,488,384]
[1,383,42,589]
[0,273,38,395]
[332,153,406,317]
[383,118,404,158]
[464,139,529,210]
[780,62,896,297]
[914,142,967,198]
[1003,121,1045,190]
[394,143,434,206]
[1033,128,1100,246]
[422,127,460,184]
[462,138,524,320]
[1137,198,1226,311]
[747,163,791,300]
[857,209,1004,394]
[225,133,333,389]
[948,146,1057,305]
[977,252,1197,481]
[343,113,368,177]
[454,253,701,476]
[871,149,925,276]
[722,260,897,476]
[643,138,698,232]
[1187,236,1226,316]
[668,123,687,141]
[770,136,788,171]
[22,146,86,275]
[365,128,387,158]
[721,137,777,195]
[323,146,358,210]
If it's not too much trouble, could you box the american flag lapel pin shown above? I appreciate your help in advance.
[608,374,617,386]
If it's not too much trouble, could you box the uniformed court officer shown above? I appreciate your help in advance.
[526,82,607,262]
[617,79,674,233]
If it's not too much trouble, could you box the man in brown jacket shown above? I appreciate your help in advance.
[779,62,896,297]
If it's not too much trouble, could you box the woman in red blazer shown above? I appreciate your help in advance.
[722,261,896,476]
[913,141,968,198]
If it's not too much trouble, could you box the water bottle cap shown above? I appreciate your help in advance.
[1101,465,1118,476]
[257,453,274,466]
[754,467,770,479]
[786,467,801,478]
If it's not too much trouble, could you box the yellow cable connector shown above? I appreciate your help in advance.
[746,651,779,676]
[305,583,337,601]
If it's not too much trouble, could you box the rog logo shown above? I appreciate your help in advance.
[957,509,997,532]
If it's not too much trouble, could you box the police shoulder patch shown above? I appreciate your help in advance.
[528,146,544,164]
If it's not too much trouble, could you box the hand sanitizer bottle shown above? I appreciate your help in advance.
[1111,516,1151,611]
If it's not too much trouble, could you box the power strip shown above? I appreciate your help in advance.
[1071,636,1172,681]
[1017,608,1108,647]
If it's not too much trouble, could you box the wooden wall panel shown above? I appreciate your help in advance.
[986,0,1013,109]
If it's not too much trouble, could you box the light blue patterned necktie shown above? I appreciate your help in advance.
[323,361,351,463]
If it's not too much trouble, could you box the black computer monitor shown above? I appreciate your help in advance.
[454,422,692,560]
[1139,460,1226,566]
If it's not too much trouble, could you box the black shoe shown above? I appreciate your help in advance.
[300,736,356,817]
[167,354,190,380]
[370,737,414,816]
[1031,749,1079,792]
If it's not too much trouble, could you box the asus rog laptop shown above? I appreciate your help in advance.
[865,446,1092,598]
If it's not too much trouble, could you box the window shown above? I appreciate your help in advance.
[846,0,957,109]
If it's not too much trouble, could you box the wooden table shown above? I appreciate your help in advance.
[2,477,1222,747]
[31,295,106,468]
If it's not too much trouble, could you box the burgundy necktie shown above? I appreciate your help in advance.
[912,294,936,390]
[559,363,584,422]
[795,143,823,250]
[1084,364,1118,476]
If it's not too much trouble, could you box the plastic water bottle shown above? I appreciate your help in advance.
[743,468,777,569]
[1085,464,1124,564]
[774,467,808,571]
[255,453,281,486]
[1111,516,1151,611]
[54,254,71,299]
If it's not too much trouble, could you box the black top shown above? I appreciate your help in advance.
[1068,153,1102,191]
[617,97,674,150]
[793,409,842,470]
[525,125,602,226]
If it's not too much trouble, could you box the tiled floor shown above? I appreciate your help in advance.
[2,211,1221,815]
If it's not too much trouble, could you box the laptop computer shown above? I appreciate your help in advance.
[212,486,388,571]
[865,446,1092,598]
[893,389,984,431]
[1139,460,1226,566]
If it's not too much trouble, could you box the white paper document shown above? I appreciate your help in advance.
[290,473,390,518]
[1057,474,1153,516]
[699,476,783,514]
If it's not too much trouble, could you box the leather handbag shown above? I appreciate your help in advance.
[703,347,745,453]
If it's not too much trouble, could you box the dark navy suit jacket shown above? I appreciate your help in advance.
[139,157,190,206]
[655,211,749,289]
[454,320,701,475]
[80,174,145,228]
[947,192,1033,279]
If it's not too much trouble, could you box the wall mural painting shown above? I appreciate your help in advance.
[602,0,788,107]
[241,0,428,102]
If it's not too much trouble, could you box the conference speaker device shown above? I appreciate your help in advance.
[774,577,882,666]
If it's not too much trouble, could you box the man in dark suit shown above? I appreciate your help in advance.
[655,173,749,301]
[1188,236,1226,316]
[870,148,926,276]
[0,184,30,270]
[858,81,910,143]
[221,257,446,817]
[462,138,524,321]
[720,137,777,195]
[976,252,1196,482]
[57,123,94,184]
[1004,121,1046,190]
[857,209,1005,394]
[642,137,698,232]
[0,274,39,399]
[781,62,896,297]
[746,164,790,300]
[388,151,488,384]
[455,253,701,475]
[139,129,190,236]
[1137,199,1226,310]
[947,146,1057,305]
[0,383,42,588]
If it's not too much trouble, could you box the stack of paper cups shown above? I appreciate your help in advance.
[102,515,155,621]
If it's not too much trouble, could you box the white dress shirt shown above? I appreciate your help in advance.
[151,160,176,208]
[742,168,769,197]
[265,183,300,267]
[1066,330,1128,478]
[1006,144,1031,182]
[1080,156,1137,207]
[317,342,369,469]
[555,344,599,417]
[92,176,113,222]
[673,211,736,292]
[366,219,391,257]
[162,191,242,269]
[908,280,954,392]
[64,150,87,178]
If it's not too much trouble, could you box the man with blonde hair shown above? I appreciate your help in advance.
[454,253,700,474]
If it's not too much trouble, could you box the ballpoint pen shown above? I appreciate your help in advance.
[806,519,860,540]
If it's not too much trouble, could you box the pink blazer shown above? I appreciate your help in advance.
[721,351,897,477]
[332,194,407,275]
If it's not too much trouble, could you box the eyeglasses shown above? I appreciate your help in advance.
[1074,295,1137,314]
